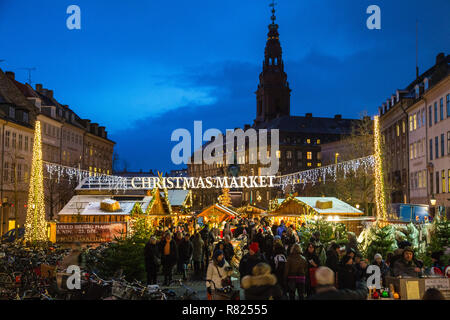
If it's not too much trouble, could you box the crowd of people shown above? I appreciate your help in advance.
[143,217,447,300]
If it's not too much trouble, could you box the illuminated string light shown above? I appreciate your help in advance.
[24,121,48,243]
[373,116,387,221]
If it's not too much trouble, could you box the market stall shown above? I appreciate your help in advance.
[197,203,238,227]
[269,196,365,233]
[236,204,267,218]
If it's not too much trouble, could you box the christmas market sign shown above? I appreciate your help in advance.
[130,176,277,189]
[56,223,126,243]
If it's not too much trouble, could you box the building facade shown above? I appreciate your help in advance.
[0,68,115,231]
[379,52,449,216]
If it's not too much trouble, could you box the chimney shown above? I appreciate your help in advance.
[47,90,53,99]
[5,71,15,80]
[35,84,43,92]
[244,124,251,130]
[436,52,445,65]
[334,114,342,120]
[84,119,91,131]
[305,113,312,118]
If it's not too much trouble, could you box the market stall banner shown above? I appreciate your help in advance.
[56,223,126,243]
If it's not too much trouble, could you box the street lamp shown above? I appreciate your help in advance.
[430,195,437,219]
[335,153,340,164]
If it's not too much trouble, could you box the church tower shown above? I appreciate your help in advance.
[255,2,291,124]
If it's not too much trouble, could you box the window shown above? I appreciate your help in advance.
[430,139,433,160]
[396,124,400,136]
[430,173,434,194]
[23,112,28,123]
[435,137,439,159]
[434,102,438,124]
[306,139,311,144]
[307,152,312,160]
[307,162,312,167]
[18,135,22,150]
[297,151,302,159]
[12,132,16,149]
[424,78,429,90]
[448,169,450,194]
[413,114,417,130]
[414,142,417,159]
[286,151,292,159]
[422,109,425,127]
[24,136,28,152]
[410,144,413,160]
[409,116,413,131]
[3,162,8,182]
[276,150,281,159]
[442,170,446,193]
[447,94,450,118]
[440,98,444,121]
[441,134,445,157]
[5,131,10,148]
[317,139,321,144]
[448,132,450,155]
[429,106,432,127]
[436,172,440,194]
[317,162,322,167]
[417,112,420,129]
[402,121,405,133]
[9,106,15,118]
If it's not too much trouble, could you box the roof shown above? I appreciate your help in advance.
[254,115,359,135]
[58,195,153,216]
[275,197,363,215]
[198,203,239,219]
[163,190,190,206]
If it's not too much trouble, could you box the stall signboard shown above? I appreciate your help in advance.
[56,223,126,243]
[424,278,450,292]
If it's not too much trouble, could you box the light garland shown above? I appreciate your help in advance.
[374,116,387,220]
[24,121,48,243]
[276,155,375,191]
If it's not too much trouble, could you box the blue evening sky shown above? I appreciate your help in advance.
[0,0,449,172]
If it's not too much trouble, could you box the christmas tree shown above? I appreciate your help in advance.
[218,188,232,207]
[358,224,397,260]
[24,121,48,244]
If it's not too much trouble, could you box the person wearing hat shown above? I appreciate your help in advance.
[371,253,389,285]
[239,242,267,280]
[206,249,230,299]
[392,247,422,277]
[241,262,283,300]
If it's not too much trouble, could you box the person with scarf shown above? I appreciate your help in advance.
[206,250,231,300]
[159,232,178,286]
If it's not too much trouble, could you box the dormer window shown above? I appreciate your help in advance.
[391,96,395,106]
[9,106,15,118]
[415,84,420,98]
[396,90,400,102]
[23,112,29,123]
[424,77,429,91]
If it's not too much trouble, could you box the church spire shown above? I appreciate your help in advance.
[255,2,291,124]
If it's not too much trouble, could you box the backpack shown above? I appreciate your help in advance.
[274,254,287,271]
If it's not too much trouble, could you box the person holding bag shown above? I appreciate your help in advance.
[206,250,231,300]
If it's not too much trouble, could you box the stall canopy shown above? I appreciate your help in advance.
[197,203,238,223]
[270,196,363,217]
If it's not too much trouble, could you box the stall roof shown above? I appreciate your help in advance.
[275,197,363,215]
[58,195,153,216]
[162,190,190,206]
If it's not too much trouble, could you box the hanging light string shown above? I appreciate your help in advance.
[276,155,376,191]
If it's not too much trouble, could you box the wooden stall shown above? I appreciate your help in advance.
[386,276,450,300]
[236,204,267,218]
[197,203,238,227]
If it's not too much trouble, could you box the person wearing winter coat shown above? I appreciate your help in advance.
[326,243,341,273]
[241,262,283,300]
[355,259,369,283]
[276,220,287,237]
[304,243,320,296]
[284,244,308,300]
[271,242,288,296]
[392,247,422,277]
[178,233,194,280]
[144,237,161,285]
[371,253,389,285]
[239,242,267,280]
[223,222,232,240]
[159,232,178,285]
[337,255,356,290]
[192,233,204,279]
[308,267,368,300]
[206,250,231,299]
